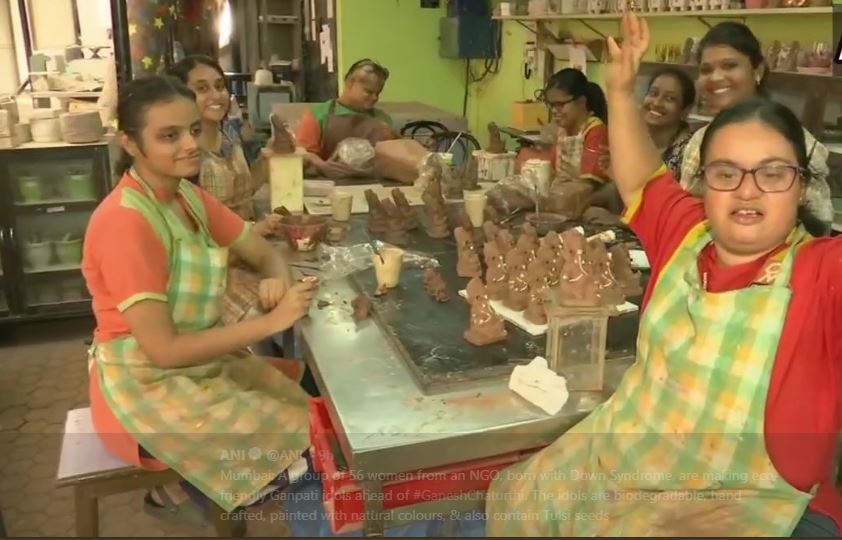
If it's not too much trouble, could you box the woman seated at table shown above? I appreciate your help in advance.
[642,66,696,177]
[83,75,317,525]
[169,56,284,327]
[678,21,833,235]
[295,58,396,179]
[487,13,842,537]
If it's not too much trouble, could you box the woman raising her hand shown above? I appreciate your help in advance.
[487,12,842,537]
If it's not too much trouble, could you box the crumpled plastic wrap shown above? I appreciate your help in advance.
[485,173,540,216]
[332,137,376,175]
[318,240,440,281]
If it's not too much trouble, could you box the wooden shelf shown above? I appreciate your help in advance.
[493,6,833,20]
[639,61,835,80]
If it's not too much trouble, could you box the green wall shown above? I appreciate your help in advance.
[335,2,834,147]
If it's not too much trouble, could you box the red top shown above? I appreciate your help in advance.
[626,170,842,527]
[82,174,247,342]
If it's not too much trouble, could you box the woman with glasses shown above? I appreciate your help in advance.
[486,13,842,537]
[295,58,396,179]
[678,21,833,236]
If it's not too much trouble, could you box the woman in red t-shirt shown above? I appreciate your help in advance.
[487,13,841,537]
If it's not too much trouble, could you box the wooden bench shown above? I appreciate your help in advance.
[56,408,242,537]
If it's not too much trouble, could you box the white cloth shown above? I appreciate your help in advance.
[508,356,570,415]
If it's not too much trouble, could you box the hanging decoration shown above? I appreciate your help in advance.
[126,0,180,77]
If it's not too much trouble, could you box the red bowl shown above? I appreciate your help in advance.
[278,214,328,252]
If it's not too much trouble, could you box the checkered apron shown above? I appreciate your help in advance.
[486,222,814,536]
[90,173,310,513]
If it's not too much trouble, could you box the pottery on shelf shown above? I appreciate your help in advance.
[54,235,83,265]
[18,175,45,203]
[25,240,53,268]
[67,173,96,200]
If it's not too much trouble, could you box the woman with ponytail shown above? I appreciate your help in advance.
[536,68,611,185]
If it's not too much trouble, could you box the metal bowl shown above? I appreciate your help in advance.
[525,212,570,235]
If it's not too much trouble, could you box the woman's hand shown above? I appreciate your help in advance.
[251,214,282,237]
[266,279,319,331]
[606,12,650,96]
[258,277,287,311]
[318,160,357,179]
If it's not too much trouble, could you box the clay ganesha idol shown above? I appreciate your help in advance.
[464,277,507,346]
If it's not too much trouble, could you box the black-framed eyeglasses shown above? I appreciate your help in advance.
[533,89,577,110]
[345,58,390,81]
[699,163,805,193]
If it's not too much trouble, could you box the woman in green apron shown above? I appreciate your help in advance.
[486,13,842,536]
[169,56,283,326]
[82,75,316,525]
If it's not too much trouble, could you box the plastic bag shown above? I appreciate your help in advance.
[331,137,376,176]
[485,173,539,217]
[317,240,440,282]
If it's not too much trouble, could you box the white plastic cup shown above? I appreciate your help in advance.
[372,248,405,288]
[331,191,353,222]
[463,191,487,228]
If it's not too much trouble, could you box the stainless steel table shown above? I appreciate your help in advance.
[296,272,634,535]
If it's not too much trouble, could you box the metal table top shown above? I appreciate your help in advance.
[296,220,638,475]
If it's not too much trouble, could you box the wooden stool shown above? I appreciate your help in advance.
[56,408,242,537]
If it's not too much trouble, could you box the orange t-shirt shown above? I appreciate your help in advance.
[82,174,247,342]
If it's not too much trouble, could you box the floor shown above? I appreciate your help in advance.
[0,318,292,537]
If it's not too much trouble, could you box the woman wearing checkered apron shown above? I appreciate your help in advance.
[487,14,842,537]
[170,56,282,326]
[82,76,317,524]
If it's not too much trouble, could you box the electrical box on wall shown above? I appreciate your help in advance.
[421,0,441,7]
[439,16,501,59]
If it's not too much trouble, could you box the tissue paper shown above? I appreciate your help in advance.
[509,356,570,415]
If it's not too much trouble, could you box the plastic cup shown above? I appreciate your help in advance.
[372,248,404,289]
[463,191,487,228]
[331,191,353,222]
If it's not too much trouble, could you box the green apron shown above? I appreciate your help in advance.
[91,170,310,513]
[486,222,815,536]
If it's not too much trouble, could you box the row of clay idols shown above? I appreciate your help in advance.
[458,222,643,333]
[365,188,418,246]
[421,177,503,240]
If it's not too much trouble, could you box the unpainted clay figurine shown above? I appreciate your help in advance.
[464,277,508,346]
[516,234,537,265]
[536,244,561,287]
[504,248,530,312]
[458,208,474,231]
[269,114,296,154]
[455,227,482,278]
[423,267,450,303]
[483,221,500,244]
[483,242,508,302]
[557,229,600,307]
[589,240,625,307]
[524,259,551,326]
[521,223,540,250]
[496,228,516,253]
[365,189,389,234]
[422,178,450,239]
[487,122,507,154]
[460,154,480,191]
[381,199,408,246]
[391,188,418,230]
[609,244,643,297]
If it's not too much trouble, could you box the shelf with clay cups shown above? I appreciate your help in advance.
[24,263,82,275]
[492,6,833,20]
[639,61,837,81]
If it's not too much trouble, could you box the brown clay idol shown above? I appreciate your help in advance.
[422,178,450,239]
[423,267,450,302]
[521,223,540,250]
[454,227,482,278]
[391,188,418,230]
[503,248,530,312]
[464,277,508,346]
[588,239,625,307]
[458,208,474,232]
[516,234,537,265]
[524,259,551,326]
[610,244,643,297]
[269,114,296,154]
[483,221,499,244]
[365,189,388,234]
[484,205,502,225]
[496,229,516,253]
[460,154,480,191]
[381,199,408,246]
[536,244,561,287]
[557,228,600,307]
[483,242,508,302]
[487,122,507,154]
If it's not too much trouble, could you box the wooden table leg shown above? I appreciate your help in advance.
[363,480,385,537]
[74,487,99,537]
